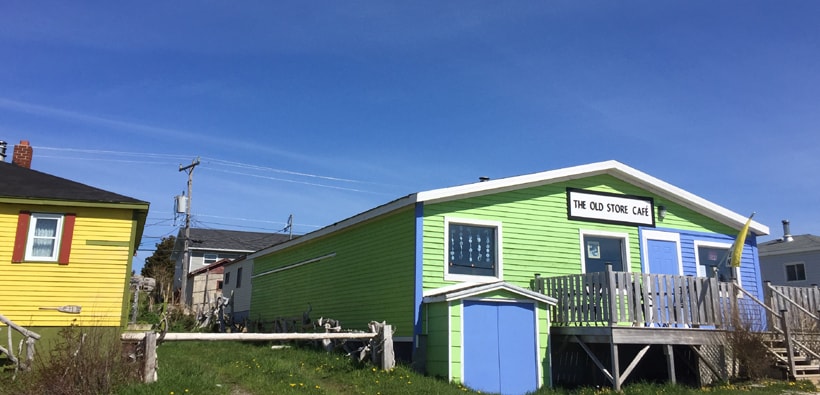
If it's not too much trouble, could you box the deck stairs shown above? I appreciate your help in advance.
[764,332,820,383]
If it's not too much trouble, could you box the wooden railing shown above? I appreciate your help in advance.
[532,268,736,327]
[765,283,820,333]
[0,313,40,376]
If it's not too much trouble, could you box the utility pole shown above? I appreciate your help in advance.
[178,157,200,307]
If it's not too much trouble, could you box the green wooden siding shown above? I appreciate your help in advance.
[423,302,449,379]
[250,207,417,336]
[449,301,462,383]
[422,174,737,291]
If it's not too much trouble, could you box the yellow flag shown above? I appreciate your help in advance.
[730,213,755,268]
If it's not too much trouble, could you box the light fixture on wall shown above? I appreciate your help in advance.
[658,205,667,220]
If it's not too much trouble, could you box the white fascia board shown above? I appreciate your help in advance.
[422,281,557,305]
[607,164,769,236]
[250,160,769,261]
[188,247,257,253]
[248,195,418,259]
[417,160,769,236]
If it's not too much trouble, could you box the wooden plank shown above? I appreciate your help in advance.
[641,273,652,325]
[573,335,614,384]
[620,344,651,386]
[121,332,377,341]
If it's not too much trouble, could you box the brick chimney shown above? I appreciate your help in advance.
[12,140,33,168]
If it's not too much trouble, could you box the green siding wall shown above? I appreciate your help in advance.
[422,174,737,291]
[424,302,449,379]
[250,207,416,336]
[449,301,462,382]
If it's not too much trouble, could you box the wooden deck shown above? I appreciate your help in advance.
[532,268,746,390]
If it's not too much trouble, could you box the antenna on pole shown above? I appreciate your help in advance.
[178,156,200,307]
[287,214,293,240]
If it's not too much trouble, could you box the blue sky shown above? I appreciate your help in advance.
[1,2,818,273]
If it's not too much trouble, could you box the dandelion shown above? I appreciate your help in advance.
[315,385,320,389]
[290,383,296,387]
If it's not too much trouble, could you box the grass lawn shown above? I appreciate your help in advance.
[114,341,818,395]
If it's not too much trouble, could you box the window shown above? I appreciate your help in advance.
[236,267,243,288]
[216,280,223,290]
[444,218,502,281]
[224,271,231,286]
[204,253,218,265]
[785,263,806,282]
[695,241,738,284]
[580,230,630,273]
[13,211,75,264]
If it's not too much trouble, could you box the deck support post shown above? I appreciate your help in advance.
[611,342,621,391]
[664,344,676,384]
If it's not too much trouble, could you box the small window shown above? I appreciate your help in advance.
[25,213,64,261]
[216,280,223,290]
[695,242,738,284]
[236,267,243,288]
[224,271,231,286]
[444,218,502,281]
[204,253,218,265]
[785,263,806,282]
[583,235,626,273]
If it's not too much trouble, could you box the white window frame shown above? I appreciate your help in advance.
[784,262,807,283]
[24,213,64,262]
[444,217,503,283]
[579,229,631,273]
[694,240,741,287]
[203,253,218,265]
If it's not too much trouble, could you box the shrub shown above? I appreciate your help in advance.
[8,325,140,395]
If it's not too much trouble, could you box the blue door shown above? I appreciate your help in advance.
[647,239,680,275]
[463,301,538,395]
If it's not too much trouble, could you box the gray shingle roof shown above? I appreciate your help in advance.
[0,161,146,204]
[184,228,292,252]
[759,234,820,255]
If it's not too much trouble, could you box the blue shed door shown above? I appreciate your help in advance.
[463,300,538,395]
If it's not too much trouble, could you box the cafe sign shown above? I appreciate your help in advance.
[567,188,655,227]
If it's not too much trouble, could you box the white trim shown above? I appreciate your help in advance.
[784,261,807,283]
[417,161,769,235]
[248,196,416,259]
[247,160,769,261]
[641,230,683,275]
[579,229,631,273]
[25,213,64,262]
[251,252,336,279]
[534,302,543,389]
[694,240,741,287]
[443,217,503,283]
[422,281,557,305]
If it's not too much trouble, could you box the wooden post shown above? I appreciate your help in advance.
[606,264,617,326]
[143,332,158,383]
[381,324,395,370]
[664,344,676,384]
[611,342,621,391]
[780,309,796,380]
[24,337,36,371]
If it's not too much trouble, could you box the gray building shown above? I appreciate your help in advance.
[172,228,290,297]
[759,220,820,286]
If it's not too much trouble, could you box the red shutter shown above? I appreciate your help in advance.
[58,213,76,265]
[12,211,31,263]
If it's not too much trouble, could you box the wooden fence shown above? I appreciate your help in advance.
[121,323,395,383]
[0,313,40,375]
[533,269,736,327]
[765,283,820,333]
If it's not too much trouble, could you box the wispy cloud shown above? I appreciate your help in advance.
[0,96,201,141]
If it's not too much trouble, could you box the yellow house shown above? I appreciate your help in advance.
[0,141,149,329]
